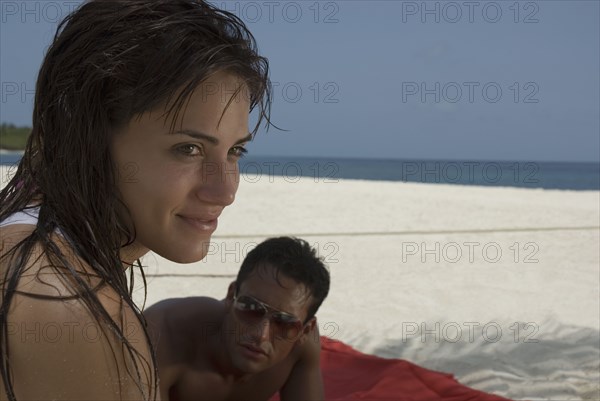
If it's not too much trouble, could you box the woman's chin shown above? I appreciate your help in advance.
[154,243,212,264]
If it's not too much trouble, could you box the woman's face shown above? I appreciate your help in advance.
[111,72,251,263]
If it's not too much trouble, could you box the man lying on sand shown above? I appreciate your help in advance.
[145,236,331,401]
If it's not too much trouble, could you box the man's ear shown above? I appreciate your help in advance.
[225,281,236,304]
[297,317,317,346]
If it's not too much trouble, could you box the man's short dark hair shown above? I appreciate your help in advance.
[236,237,330,321]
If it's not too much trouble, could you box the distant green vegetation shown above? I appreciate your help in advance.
[0,123,31,150]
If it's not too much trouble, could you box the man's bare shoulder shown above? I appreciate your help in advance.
[146,296,224,316]
[144,297,225,358]
[144,297,225,400]
[145,296,225,330]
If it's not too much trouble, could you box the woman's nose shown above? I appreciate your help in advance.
[195,160,239,206]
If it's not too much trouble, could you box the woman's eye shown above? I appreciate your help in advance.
[176,144,203,157]
[230,146,248,159]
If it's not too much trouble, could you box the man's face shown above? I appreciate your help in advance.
[224,265,315,374]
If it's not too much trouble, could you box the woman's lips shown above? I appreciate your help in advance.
[177,215,218,232]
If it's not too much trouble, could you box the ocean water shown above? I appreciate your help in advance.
[240,157,600,191]
[1,152,598,191]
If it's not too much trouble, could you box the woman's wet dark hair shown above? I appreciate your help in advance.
[0,1,271,399]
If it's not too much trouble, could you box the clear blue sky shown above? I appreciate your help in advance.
[1,0,599,162]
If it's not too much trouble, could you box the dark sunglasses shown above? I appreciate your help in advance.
[232,294,306,340]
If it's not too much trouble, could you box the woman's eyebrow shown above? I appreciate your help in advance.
[236,133,253,145]
[173,129,252,145]
[173,129,218,144]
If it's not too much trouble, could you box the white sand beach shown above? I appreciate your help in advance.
[2,166,599,400]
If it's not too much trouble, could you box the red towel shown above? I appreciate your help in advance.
[272,337,512,401]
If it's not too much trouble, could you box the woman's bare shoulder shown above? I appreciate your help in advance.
[1,228,157,401]
[5,292,156,400]
[0,224,36,266]
[1,224,145,337]
[1,225,102,299]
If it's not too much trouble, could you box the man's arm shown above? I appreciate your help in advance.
[279,323,324,401]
